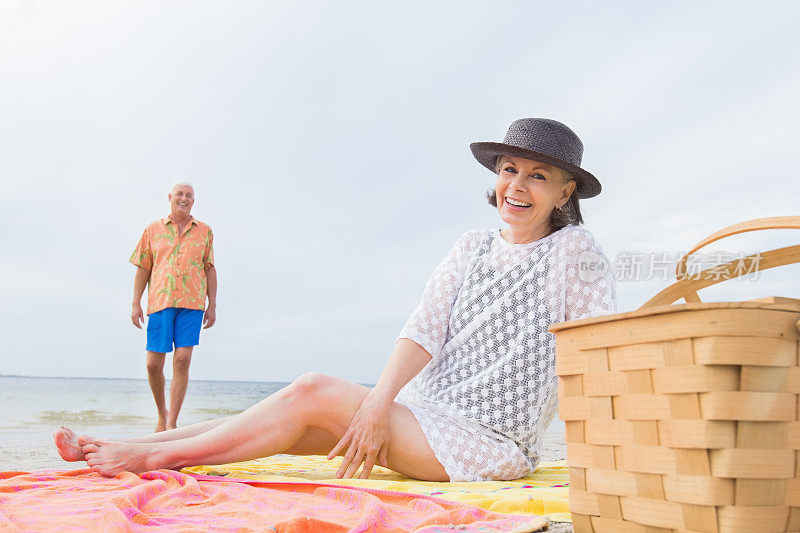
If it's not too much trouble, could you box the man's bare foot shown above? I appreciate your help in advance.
[80,439,161,477]
[53,427,87,462]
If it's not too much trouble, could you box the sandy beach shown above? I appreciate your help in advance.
[4,375,573,531]
[2,375,568,470]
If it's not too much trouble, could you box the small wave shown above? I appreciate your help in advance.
[39,410,151,426]
[191,408,243,416]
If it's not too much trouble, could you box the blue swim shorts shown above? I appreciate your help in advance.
[146,308,204,354]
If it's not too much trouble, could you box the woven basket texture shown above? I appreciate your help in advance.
[552,217,800,532]
[553,297,800,533]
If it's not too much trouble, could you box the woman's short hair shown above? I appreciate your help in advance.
[487,156,583,229]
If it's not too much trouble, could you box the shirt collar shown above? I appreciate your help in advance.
[162,215,197,227]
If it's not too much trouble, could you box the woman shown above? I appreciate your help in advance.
[54,118,616,482]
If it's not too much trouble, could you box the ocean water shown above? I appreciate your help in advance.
[0,375,566,472]
[1,376,291,471]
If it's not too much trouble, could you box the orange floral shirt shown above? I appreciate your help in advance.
[130,216,215,315]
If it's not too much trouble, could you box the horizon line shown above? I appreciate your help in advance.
[0,374,376,387]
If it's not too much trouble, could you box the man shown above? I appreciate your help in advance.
[130,182,217,432]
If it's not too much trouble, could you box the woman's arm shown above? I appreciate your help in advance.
[563,230,617,322]
[328,339,432,478]
[370,338,431,403]
[328,232,477,479]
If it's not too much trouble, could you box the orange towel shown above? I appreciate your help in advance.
[0,469,547,532]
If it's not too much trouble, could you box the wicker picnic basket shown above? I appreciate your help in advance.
[550,216,800,533]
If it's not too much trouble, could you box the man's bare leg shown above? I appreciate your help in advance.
[79,373,450,481]
[146,351,169,431]
[167,346,193,430]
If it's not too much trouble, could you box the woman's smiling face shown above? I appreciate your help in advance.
[495,155,576,238]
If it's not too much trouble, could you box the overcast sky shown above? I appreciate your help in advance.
[1,1,799,383]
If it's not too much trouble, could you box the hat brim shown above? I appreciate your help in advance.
[469,142,601,199]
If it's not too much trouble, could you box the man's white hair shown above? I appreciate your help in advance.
[170,182,195,194]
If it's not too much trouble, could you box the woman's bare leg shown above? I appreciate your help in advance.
[126,417,231,443]
[56,383,295,460]
[79,373,449,481]
[55,418,233,462]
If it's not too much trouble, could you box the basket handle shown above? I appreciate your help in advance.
[640,216,800,309]
[675,216,800,279]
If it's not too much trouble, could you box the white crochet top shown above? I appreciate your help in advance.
[396,224,617,480]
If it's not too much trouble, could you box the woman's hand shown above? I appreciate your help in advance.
[327,390,392,479]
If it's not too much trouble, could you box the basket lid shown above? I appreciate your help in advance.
[549,296,800,334]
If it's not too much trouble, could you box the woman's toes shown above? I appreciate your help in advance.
[82,443,100,454]
[54,427,85,461]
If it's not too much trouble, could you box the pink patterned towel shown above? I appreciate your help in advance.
[0,469,547,532]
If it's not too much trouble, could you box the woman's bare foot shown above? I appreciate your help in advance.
[166,421,177,431]
[80,438,160,477]
[53,427,86,462]
[155,414,168,432]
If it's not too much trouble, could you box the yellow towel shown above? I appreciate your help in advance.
[183,454,571,522]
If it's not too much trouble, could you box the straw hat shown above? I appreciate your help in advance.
[470,118,601,199]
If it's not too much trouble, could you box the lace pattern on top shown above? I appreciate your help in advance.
[396,225,617,481]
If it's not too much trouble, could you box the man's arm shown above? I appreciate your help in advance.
[131,266,150,328]
[203,265,217,328]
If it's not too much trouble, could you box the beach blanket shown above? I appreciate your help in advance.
[0,468,547,532]
[184,455,571,522]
